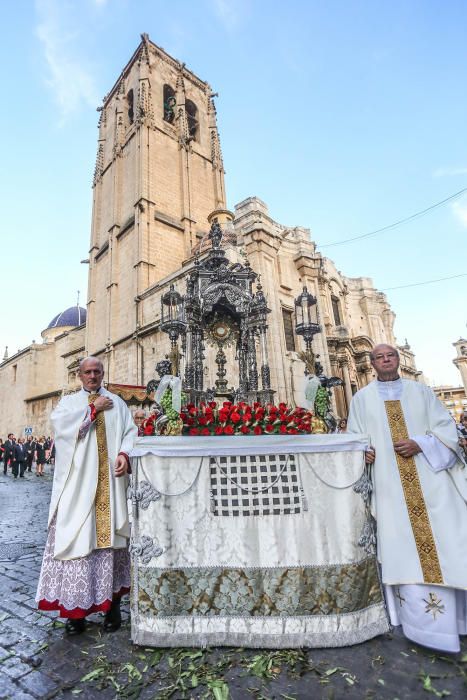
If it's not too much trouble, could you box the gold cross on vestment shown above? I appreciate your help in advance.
[395,588,405,607]
[423,592,445,620]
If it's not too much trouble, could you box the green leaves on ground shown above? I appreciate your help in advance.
[420,672,452,697]
[207,679,230,700]
[70,644,467,699]
[76,647,233,699]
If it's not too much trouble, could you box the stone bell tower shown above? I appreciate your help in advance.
[453,337,467,393]
[86,34,226,359]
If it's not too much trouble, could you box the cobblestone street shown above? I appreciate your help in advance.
[0,470,465,700]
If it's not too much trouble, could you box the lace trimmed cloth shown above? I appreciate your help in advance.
[36,515,130,619]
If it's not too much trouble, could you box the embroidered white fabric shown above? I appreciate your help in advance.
[132,605,389,649]
[130,446,390,647]
[36,516,130,613]
[376,378,457,471]
[130,433,370,458]
[385,584,467,653]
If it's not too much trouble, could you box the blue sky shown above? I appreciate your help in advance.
[1,0,466,385]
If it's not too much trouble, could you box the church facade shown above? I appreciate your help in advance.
[0,35,419,437]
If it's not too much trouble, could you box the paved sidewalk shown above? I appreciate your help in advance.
[0,470,465,699]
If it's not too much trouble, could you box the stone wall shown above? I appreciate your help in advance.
[0,326,85,437]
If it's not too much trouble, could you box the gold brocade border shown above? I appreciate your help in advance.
[89,395,112,548]
[137,558,383,617]
[384,400,443,584]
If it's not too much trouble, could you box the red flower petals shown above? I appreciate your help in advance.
[175,400,315,437]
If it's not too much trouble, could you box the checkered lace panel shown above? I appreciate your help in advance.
[210,453,302,517]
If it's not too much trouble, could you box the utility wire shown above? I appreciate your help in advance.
[320,186,467,248]
[382,272,467,291]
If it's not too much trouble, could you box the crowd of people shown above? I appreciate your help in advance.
[457,412,467,457]
[0,435,55,478]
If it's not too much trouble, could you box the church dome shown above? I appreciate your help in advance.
[46,306,87,330]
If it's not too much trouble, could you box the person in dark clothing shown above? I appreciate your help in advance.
[44,437,51,462]
[35,438,47,476]
[3,434,16,475]
[458,413,467,457]
[12,439,27,478]
[24,436,37,472]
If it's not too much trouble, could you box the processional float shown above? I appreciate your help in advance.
[146,220,342,429]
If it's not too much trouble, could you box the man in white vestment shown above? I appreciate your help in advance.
[36,357,137,635]
[347,344,467,652]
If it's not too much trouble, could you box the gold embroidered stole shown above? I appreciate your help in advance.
[384,400,443,584]
[89,394,112,548]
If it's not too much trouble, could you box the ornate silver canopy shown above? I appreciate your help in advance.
[159,221,275,405]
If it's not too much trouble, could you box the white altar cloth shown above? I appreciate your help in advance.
[129,433,370,457]
[129,434,389,648]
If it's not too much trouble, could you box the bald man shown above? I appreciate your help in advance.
[36,357,137,635]
[348,344,467,652]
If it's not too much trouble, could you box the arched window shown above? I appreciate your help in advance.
[282,308,296,352]
[185,99,198,140]
[163,84,176,124]
[127,89,134,124]
[331,296,342,326]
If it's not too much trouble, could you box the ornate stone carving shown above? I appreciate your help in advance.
[92,143,104,186]
[209,97,224,170]
[117,77,125,97]
[113,113,124,158]
[97,106,107,129]
[136,80,155,128]
[138,33,151,67]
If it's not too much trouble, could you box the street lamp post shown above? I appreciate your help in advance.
[160,284,186,377]
[294,284,321,372]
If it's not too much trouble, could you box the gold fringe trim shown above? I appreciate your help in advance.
[89,394,111,548]
[106,383,151,403]
[384,400,443,584]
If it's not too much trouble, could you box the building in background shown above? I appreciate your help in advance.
[432,384,467,421]
[0,35,419,436]
[453,337,467,394]
[0,307,86,436]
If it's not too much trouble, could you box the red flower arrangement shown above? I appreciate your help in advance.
[180,401,317,436]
